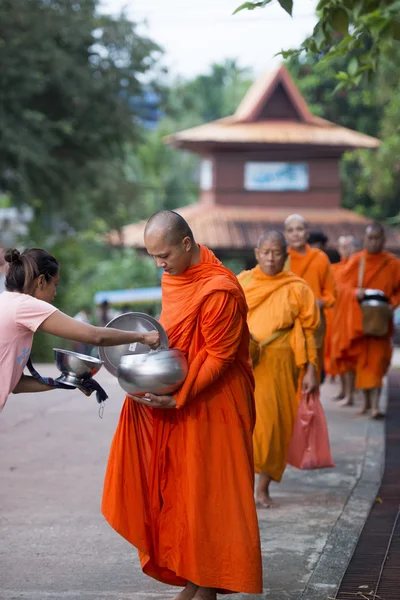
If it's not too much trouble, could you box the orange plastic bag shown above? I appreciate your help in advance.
[286,390,335,470]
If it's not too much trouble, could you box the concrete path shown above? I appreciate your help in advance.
[0,366,386,600]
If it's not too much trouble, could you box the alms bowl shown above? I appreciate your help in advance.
[117,349,188,397]
[53,348,103,387]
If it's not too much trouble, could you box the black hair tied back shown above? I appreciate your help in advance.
[4,248,21,263]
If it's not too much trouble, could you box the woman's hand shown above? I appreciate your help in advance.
[302,363,318,394]
[141,331,160,349]
[129,393,176,408]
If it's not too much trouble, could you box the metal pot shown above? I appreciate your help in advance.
[117,349,188,397]
[360,289,389,307]
[54,348,103,388]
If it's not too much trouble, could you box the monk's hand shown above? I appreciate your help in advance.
[355,288,365,301]
[129,393,177,408]
[302,364,318,395]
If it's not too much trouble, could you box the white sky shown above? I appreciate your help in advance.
[99,0,318,79]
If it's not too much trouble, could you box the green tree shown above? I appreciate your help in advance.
[235,1,400,83]
[0,0,161,231]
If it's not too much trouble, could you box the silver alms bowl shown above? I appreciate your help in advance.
[117,349,188,397]
[54,348,103,387]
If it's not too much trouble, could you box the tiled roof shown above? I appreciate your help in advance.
[166,118,379,149]
[109,204,400,251]
[165,65,380,151]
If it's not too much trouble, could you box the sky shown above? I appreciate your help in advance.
[99,0,318,79]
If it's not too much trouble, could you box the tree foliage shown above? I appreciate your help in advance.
[0,0,161,231]
[235,0,400,85]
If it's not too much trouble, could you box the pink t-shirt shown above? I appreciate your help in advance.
[0,291,58,412]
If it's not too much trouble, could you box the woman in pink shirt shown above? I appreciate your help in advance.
[0,247,160,412]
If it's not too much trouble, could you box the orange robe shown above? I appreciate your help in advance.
[287,246,336,377]
[102,245,262,594]
[238,267,319,482]
[325,260,349,376]
[334,250,400,389]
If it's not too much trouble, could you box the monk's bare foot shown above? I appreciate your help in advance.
[193,587,217,600]
[174,582,199,600]
[357,406,370,416]
[332,391,345,401]
[371,410,385,420]
[339,397,354,407]
[256,491,279,508]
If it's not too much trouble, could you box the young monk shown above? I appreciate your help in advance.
[284,214,336,382]
[238,231,319,508]
[333,223,400,418]
[102,211,262,600]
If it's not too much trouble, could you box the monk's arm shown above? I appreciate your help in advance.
[319,256,337,308]
[389,260,400,307]
[173,292,244,408]
[298,286,320,367]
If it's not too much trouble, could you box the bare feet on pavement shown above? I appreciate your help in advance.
[256,491,279,508]
[339,397,354,407]
[193,587,217,599]
[174,582,199,600]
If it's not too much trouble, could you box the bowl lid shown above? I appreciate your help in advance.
[98,312,169,376]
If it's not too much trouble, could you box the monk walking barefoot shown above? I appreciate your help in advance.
[333,224,400,419]
[239,231,319,508]
[102,211,262,597]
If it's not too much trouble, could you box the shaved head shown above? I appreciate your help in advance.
[284,214,308,228]
[284,214,308,252]
[145,210,194,246]
[366,222,385,236]
[337,235,356,260]
[255,230,288,276]
[257,230,287,253]
[144,210,199,276]
[365,222,385,254]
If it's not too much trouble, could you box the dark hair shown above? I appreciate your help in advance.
[308,230,328,245]
[4,248,59,294]
[325,248,341,264]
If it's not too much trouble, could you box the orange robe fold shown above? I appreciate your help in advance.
[238,267,319,482]
[287,246,336,377]
[333,250,400,389]
[102,245,262,595]
[326,259,351,376]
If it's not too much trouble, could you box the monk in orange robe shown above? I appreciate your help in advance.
[284,214,337,382]
[102,211,262,600]
[238,231,319,508]
[329,236,358,405]
[334,223,400,418]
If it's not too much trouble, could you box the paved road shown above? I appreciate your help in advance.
[0,366,385,600]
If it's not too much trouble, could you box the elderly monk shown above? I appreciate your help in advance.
[238,231,319,508]
[102,211,262,600]
[284,214,336,382]
[334,223,400,418]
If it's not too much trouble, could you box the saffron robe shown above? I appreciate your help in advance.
[326,260,351,376]
[238,267,319,482]
[287,246,336,377]
[102,245,262,594]
[333,250,400,389]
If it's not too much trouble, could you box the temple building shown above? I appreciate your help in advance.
[111,65,399,265]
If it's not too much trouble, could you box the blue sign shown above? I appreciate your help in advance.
[244,162,309,191]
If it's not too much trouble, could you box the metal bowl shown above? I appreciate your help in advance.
[117,349,188,397]
[53,348,103,387]
[99,312,169,377]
